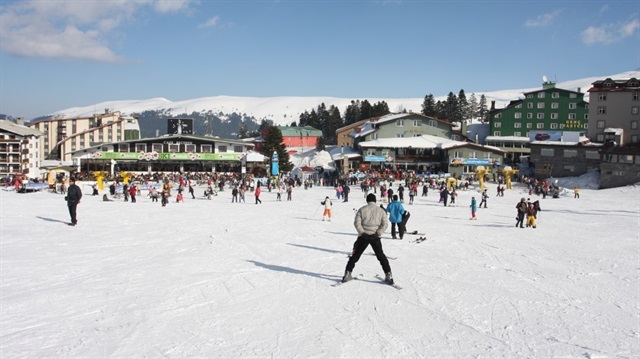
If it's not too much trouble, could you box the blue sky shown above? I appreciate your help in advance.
[1,0,638,120]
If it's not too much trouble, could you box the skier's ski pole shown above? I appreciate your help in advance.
[312,203,322,216]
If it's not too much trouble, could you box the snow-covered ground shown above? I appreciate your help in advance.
[1,177,638,358]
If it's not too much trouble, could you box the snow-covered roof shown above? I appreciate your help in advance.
[604,128,624,135]
[530,136,601,146]
[243,151,266,162]
[0,120,44,137]
[358,134,464,149]
[328,146,361,161]
[485,136,530,143]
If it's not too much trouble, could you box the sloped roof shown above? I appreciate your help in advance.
[358,134,463,149]
[0,120,44,137]
[276,126,323,137]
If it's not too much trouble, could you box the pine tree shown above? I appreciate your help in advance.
[458,89,469,123]
[360,100,373,121]
[421,94,437,117]
[260,126,292,173]
[468,93,479,122]
[315,136,326,151]
[478,95,489,123]
[344,100,361,125]
[445,92,460,124]
[371,101,390,117]
[238,121,248,139]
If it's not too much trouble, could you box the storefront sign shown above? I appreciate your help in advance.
[91,151,242,161]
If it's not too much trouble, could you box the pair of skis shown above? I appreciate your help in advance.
[332,274,403,290]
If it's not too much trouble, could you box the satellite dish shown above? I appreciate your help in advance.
[543,75,548,82]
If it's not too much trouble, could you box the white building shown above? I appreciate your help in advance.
[0,119,45,179]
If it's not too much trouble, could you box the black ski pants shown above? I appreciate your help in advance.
[67,202,78,224]
[346,234,391,274]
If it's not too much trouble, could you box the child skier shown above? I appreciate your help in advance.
[470,196,477,220]
[321,196,332,221]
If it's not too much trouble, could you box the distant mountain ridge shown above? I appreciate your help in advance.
[48,70,639,127]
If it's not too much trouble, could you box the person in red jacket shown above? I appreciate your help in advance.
[128,185,137,203]
[255,183,262,204]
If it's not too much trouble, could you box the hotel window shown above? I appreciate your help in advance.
[495,113,502,118]
[494,122,501,128]
[537,102,545,109]
[633,92,639,101]
[168,144,179,152]
[119,143,129,152]
[514,112,521,119]
[632,135,639,143]
[527,102,533,109]
[584,114,589,120]
[569,103,577,109]
[527,123,533,129]
[551,102,559,109]
[234,146,243,152]
[585,150,600,159]
[429,120,437,127]
[597,120,605,129]
[632,107,639,115]
[371,133,378,140]
[527,113,533,119]
[413,120,420,127]
[395,134,404,138]
[551,113,558,120]
[538,92,545,98]
[514,131,521,137]
[563,165,576,172]
[201,145,212,153]
[218,145,227,152]
[564,149,578,158]
[493,131,501,136]
[598,93,607,101]
[568,113,576,120]
[541,148,554,156]
[537,123,544,129]
[550,123,558,129]
[396,119,404,127]
[135,144,147,152]
[537,113,544,119]
[515,104,522,108]
[152,143,163,152]
[597,106,606,114]
[514,122,521,128]
[552,92,559,98]
[185,144,196,152]
[631,121,638,130]
[527,94,533,99]
[596,134,604,142]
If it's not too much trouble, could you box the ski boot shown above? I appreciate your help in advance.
[385,272,394,285]
[342,271,353,283]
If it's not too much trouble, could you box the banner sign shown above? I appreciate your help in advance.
[365,155,388,162]
[91,151,242,161]
[450,157,499,166]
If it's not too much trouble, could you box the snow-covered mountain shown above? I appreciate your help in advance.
[50,70,639,126]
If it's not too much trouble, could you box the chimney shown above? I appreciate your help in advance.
[490,101,495,111]
[577,87,581,93]
[16,117,25,126]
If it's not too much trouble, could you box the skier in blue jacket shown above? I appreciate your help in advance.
[386,195,406,239]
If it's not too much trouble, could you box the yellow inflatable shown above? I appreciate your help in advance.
[475,166,489,191]
[501,166,519,189]
[93,171,108,190]
[446,177,457,191]
[120,171,132,185]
